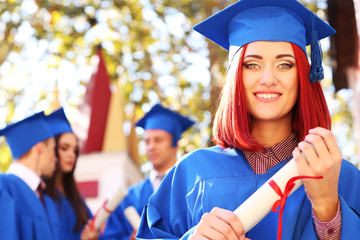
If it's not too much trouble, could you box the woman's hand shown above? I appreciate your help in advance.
[80,220,100,240]
[293,127,342,221]
[190,207,250,240]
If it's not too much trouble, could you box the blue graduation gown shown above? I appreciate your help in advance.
[137,146,360,239]
[54,191,93,240]
[0,174,64,240]
[103,178,153,240]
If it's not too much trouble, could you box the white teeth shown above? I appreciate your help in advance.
[255,93,279,99]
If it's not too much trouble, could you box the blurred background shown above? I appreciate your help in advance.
[0,0,359,211]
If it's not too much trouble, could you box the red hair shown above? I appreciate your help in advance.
[213,43,331,151]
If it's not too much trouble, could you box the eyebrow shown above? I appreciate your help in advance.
[244,54,262,59]
[244,54,295,59]
[59,143,76,148]
[276,54,295,59]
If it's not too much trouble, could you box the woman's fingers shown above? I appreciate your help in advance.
[293,127,341,220]
[309,127,342,160]
[191,207,246,240]
[212,207,245,239]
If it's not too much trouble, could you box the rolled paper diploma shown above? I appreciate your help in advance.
[124,206,141,230]
[233,158,301,233]
[92,188,128,230]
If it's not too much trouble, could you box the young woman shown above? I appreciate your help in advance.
[136,0,360,239]
[44,109,99,240]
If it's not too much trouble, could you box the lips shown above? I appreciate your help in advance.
[254,91,282,101]
[255,93,280,99]
[65,161,75,167]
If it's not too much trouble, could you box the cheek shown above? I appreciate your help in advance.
[159,142,168,151]
[160,142,172,153]
[287,77,299,101]
[242,73,252,90]
[59,159,68,171]
[58,150,66,160]
[242,75,256,98]
[243,86,254,109]
[48,149,55,159]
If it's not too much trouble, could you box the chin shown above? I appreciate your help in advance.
[42,171,53,178]
[63,168,73,174]
[253,112,283,120]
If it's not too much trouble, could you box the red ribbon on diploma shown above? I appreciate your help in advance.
[269,175,323,240]
[90,199,113,231]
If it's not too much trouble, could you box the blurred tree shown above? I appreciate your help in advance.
[0,0,358,171]
[0,0,233,170]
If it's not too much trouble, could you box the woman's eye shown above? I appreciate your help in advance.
[243,63,259,69]
[60,146,68,151]
[278,63,293,69]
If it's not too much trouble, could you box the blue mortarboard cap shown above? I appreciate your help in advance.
[45,108,73,136]
[136,104,195,146]
[0,112,54,159]
[193,0,336,83]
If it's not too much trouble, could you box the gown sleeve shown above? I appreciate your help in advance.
[300,160,360,239]
[0,174,64,240]
[137,160,199,239]
[103,179,154,240]
[137,147,254,239]
[0,186,18,240]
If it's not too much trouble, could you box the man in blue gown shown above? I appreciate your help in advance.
[0,111,72,240]
[102,104,195,240]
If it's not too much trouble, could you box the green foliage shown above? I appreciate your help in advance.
[0,141,11,172]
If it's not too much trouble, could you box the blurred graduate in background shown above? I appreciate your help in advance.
[44,108,99,240]
[0,111,65,239]
[102,103,195,240]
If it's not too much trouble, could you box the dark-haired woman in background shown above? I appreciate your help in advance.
[45,131,99,240]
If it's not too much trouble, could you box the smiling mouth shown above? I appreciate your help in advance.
[254,93,281,99]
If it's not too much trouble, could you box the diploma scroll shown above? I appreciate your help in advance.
[124,206,141,230]
[91,188,128,230]
[233,158,302,233]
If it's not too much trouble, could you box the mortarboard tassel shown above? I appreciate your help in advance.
[309,15,324,83]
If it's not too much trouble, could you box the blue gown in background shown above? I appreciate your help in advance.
[137,146,360,239]
[0,174,64,240]
[54,191,93,240]
[103,178,153,240]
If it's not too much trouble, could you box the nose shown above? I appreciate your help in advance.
[259,66,277,86]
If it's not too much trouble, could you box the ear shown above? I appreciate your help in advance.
[33,142,44,154]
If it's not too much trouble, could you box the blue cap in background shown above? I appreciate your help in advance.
[136,104,195,146]
[0,112,54,159]
[45,107,73,136]
[193,0,336,82]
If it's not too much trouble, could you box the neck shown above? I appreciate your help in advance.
[17,152,40,176]
[251,115,293,147]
